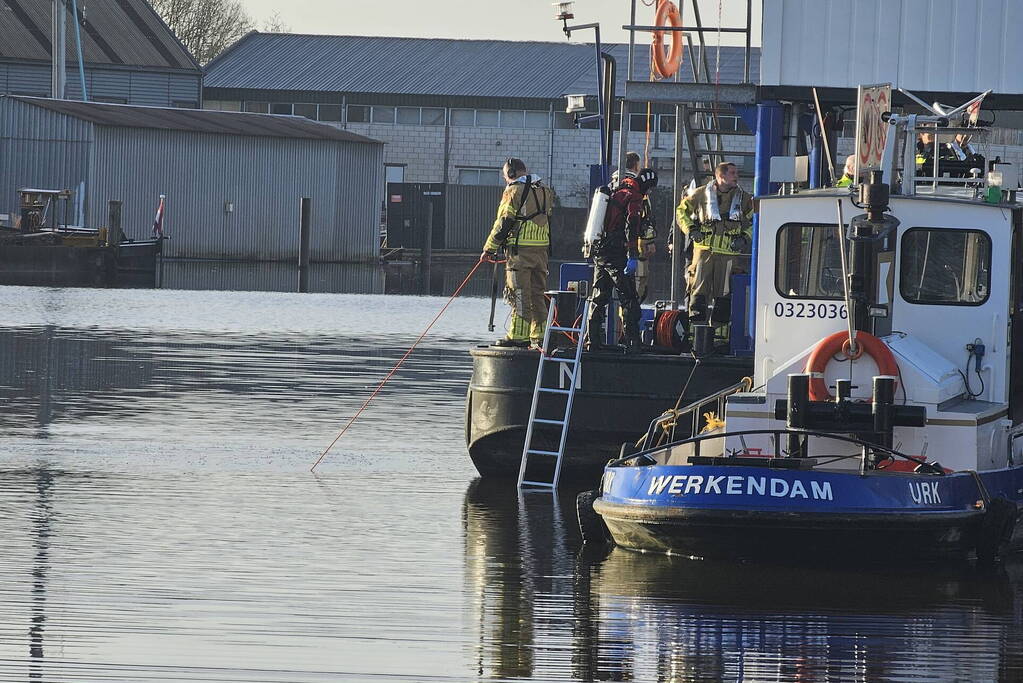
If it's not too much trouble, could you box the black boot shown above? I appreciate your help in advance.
[624,328,641,354]
[585,313,606,351]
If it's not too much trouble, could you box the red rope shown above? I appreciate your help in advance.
[310,259,487,471]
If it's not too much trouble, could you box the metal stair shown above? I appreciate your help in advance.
[517,291,591,490]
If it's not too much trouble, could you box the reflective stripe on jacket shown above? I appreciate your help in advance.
[484,181,555,251]
[675,182,753,255]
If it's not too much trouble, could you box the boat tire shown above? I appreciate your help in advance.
[977,497,1018,566]
[577,489,611,545]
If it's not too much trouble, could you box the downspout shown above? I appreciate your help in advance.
[51,0,66,99]
[547,102,554,187]
[71,0,87,101]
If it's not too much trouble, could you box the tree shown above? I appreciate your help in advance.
[262,11,291,33]
[151,0,254,64]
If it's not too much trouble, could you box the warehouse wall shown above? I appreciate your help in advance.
[91,126,382,261]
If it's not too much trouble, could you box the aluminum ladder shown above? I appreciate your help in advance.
[517,291,590,490]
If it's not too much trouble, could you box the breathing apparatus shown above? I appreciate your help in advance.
[582,185,610,258]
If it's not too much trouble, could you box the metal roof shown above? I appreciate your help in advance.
[8,95,381,142]
[0,0,200,72]
[205,32,760,99]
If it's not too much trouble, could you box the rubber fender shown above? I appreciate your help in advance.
[576,489,611,545]
[977,497,1019,566]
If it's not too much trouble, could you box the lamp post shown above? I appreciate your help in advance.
[555,2,610,186]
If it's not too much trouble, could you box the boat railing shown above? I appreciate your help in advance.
[615,428,947,475]
[638,377,752,451]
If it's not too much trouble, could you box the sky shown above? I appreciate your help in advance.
[241,0,762,46]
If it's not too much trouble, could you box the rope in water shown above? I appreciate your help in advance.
[310,258,487,471]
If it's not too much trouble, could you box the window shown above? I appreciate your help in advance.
[293,103,318,120]
[397,107,421,125]
[900,228,991,305]
[554,112,576,129]
[346,105,369,122]
[385,165,405,184]
[659,115,676,133]
[207,100,242,112]
[458,168,502,185]
[94,96,128,104]
[244,102,269,113]
[172,100,198,109]
[631,112,655,132]
[775,223,844,299]
[500,110,524,128]
[270,102,293,115]
[475,110,499,127]
[451,109,474,126]
[525,111,549,129]
[319,105,342,122]
[371,106,395,124]
[422,108,445,125]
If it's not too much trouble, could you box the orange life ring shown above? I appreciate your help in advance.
[651,1,683,78]
[804,330,899,401]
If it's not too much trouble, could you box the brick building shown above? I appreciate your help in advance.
[203,32,760,210]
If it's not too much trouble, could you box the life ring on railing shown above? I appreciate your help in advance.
[651,0,683,78]
[804,330,899,401]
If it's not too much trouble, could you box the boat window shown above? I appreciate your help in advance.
[900,228,991,306]
[775,223,844,300]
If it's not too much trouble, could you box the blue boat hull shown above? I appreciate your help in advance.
[594,464,1023,562]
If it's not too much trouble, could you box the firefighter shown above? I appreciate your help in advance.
[675,161,753,321]
[835,154,857,187]
[481,158,556,348]
[611,152,657,301]
[586,168,659,352]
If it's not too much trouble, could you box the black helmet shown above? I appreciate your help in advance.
[637,167,658,192]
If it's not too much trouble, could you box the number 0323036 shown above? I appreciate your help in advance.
[773,302,847,319]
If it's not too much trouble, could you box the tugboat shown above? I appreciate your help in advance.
[0,188,162,288]
[583,103,1023,564]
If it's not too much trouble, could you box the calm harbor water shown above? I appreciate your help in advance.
[0,267,1021,682]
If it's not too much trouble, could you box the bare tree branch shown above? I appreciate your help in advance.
[262,11,291,33]
[151,0,253,64]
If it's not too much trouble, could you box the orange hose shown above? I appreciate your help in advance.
[310,259,486,471]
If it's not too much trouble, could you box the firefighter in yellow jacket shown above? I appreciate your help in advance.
[481,158,556,347]
[675,161,754,320]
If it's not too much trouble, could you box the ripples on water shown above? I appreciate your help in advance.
[0,276,1020,682]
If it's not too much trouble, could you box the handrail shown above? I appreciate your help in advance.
[639,377,751,450]
[614,428,947,475]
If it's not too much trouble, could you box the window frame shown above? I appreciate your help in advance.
[899,226,992,307]
[457,167,503,186]
[346,104,370,123]
[774,222,846,301]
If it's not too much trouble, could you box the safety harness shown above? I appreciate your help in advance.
[496,176,549,254]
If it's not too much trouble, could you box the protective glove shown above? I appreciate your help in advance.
[689,228,705,243]
[480,250,497,263]
[728,235,749,253]
[624,257,639,276]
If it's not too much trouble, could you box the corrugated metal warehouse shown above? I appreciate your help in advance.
[0,95,384,262]
[0,0,202,106]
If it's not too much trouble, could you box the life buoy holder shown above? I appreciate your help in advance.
[804,330,899,401]
[651,0,683,78]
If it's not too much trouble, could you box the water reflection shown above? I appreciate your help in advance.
[463,478,1023,682]
[155,258,683,299]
